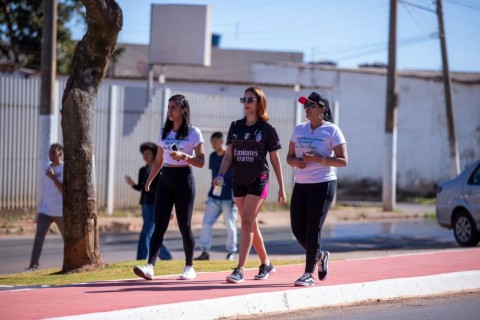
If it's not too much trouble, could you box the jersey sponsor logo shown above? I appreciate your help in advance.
[234,149,259,162]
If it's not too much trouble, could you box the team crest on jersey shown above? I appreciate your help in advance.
[255,132,262,142]
[244,133,251,139]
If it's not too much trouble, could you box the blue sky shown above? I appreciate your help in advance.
[71,0,480,72]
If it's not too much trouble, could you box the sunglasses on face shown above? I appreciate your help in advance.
[240,97,257,104]
[303,102,319,109]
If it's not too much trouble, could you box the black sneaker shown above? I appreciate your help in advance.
[194,251,210,261]
[226,267,244,283]
[318,251,330,281]
[294,273,315,287]
[254,263,276,280]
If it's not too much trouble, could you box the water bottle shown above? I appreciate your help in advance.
[213,174,224,197]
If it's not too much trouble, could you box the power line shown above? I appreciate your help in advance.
[398,0,436,13]
[444,0,480,11]
[400,1,436,32]
[335,33,438,62]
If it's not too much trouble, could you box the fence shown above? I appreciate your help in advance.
[0,75,297,212]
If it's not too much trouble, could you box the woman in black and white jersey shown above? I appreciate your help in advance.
[287,92,348,287]
[133,94,205,281]
[214,87,286,283]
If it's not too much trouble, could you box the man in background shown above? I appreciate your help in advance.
[26,143,65,272]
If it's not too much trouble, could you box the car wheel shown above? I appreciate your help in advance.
[453,210,480,247]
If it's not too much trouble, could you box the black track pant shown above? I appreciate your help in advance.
[290,180,336,273]
[148,167,196,266]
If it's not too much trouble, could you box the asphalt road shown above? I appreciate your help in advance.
[241,290,480,320]
[0,219,460,274]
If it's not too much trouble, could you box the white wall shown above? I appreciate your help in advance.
[108,65,480,194]
[2,67,478,211]
[82,64,480,195]
[251,64,480,193]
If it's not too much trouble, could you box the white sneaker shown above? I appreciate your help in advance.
[178,265,196,280]
[24,265,39,273]
[133,264,154,280]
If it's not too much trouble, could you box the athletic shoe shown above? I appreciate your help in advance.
[178,266,196,280]
[133,264,154,280]
[318,251,330,281]
[254,263,276,280]
[194,251,210,261]
[294,273,315,287]
[24,265,38,273]
[226,252,235,261]
[226,267,244,283]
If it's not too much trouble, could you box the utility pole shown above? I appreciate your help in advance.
[40,0,57,117]
[383,0,398,212]
[436,0,460,177]
[38,0,58,203]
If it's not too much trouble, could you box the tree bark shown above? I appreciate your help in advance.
[61,0,122,273]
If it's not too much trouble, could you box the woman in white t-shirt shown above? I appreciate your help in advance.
[287,92,348,287]
[134,94,205,281]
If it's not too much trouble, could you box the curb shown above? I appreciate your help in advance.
[50,270,480,320]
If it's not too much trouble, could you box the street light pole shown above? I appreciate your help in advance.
[38,0,58,204]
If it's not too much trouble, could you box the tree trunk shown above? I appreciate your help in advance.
[61,0,122,273]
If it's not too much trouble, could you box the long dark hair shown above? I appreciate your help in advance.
[323,102,333,122]
[162,94,191,140]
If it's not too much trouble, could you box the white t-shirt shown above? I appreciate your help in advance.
[290,122,346,184]
[157,126,204,166]
[38,164,64,217]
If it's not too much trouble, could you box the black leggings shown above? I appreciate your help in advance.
[290,180,336,273]
[148,167,196,266]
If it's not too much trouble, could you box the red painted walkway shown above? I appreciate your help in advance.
[1,249,479,320]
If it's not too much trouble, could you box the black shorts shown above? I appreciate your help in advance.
[232,173,269,199]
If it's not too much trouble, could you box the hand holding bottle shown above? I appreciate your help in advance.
[212,174,224,196]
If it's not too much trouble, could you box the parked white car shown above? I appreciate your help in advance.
[436,159,480,247]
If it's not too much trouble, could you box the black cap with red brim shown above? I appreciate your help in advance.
[298,92,328,107]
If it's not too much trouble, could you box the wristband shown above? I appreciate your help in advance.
[219,173,224,177]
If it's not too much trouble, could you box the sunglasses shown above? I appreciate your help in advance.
[303,102,319,109]
[240,97,257,104]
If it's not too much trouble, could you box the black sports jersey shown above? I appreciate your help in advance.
[226,118,281,185]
